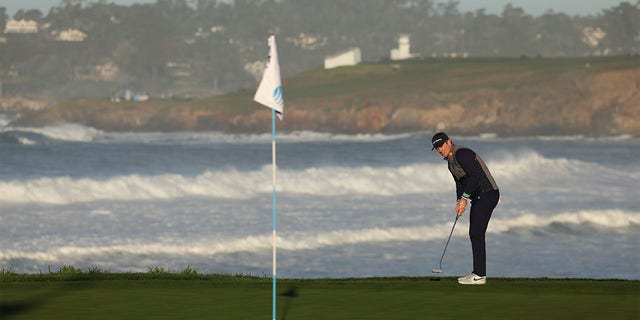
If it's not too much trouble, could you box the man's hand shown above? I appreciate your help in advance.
[456,198,468,216]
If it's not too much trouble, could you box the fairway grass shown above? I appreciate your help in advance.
[1,276,638,319]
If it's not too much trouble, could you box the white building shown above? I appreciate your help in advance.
[95,62,119,81]
[56,29,87,42]
[4,20,38,34]
[324,47,361,69]
[244,60,265,81]
[286,32,327,51]
[390,34,418,61]
[582,27,606,48]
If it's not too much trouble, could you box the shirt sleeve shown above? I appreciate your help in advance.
[455,179,463,201]
[455,148,480,200]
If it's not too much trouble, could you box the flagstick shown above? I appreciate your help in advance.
[252,34,282,320]
[271,108,277,320]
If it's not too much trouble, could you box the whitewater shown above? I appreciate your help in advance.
[1,119,638,279]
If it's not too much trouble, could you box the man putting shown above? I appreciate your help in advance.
[431,132,500,285]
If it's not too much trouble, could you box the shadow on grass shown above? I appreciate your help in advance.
[1,282,94,319]
[2,301,39,318]
[280,286,298,320]
[1,292,49,319]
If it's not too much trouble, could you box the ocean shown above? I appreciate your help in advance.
[1,115,639,279]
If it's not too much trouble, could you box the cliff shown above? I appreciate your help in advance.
[16,57,640,136]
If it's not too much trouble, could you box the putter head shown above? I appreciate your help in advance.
[431,269,443,274]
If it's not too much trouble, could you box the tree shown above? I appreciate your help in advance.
[0,7,7,31]
[499,4,536,56]
[0,0,635,100]
[598,2,640,54]
[535,11,581,56]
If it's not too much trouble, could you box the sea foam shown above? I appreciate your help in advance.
[1,209,636,266]
[6,123,104,142]
[0,151,636,204]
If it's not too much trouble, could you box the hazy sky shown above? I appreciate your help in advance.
[2,0,627,17]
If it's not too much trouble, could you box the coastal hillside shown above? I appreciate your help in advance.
[16,56,640,136]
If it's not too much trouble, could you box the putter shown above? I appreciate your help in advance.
[432,215,459,274]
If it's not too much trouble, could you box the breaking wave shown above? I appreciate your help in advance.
[1,121,415,145]
[2,123,104,143]
[1,209,636,267]
[1,150,636,204]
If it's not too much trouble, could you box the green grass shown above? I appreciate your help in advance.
[279,56,637,98]
[1,270,638,320]
[185,55,638,110]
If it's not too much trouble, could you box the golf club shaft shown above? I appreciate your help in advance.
[438,215,459,270]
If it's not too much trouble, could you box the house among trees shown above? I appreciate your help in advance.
[55,29,87,42]
[4,20,38,34]
[95,62,119,81]
[324,47,362,69]
[286,32,327,51]
[582,27,606,48]
[390,34,418,60]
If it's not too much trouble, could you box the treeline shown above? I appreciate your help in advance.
[0,0,638,102]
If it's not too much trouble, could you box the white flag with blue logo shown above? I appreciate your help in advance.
[254,34,284,119]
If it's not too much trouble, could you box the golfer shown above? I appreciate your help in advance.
[431,132,500,285]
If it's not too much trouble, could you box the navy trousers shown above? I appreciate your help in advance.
[469,189,500,277]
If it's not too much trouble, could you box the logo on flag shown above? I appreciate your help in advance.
[273,86,283,107]
[254,35,284,119]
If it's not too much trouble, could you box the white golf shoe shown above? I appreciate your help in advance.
[457,272,486,285]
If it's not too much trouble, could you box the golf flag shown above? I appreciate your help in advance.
[253,34,283,320]
[254,34,284,119]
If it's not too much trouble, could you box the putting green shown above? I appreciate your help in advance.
[1,277,638,319]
